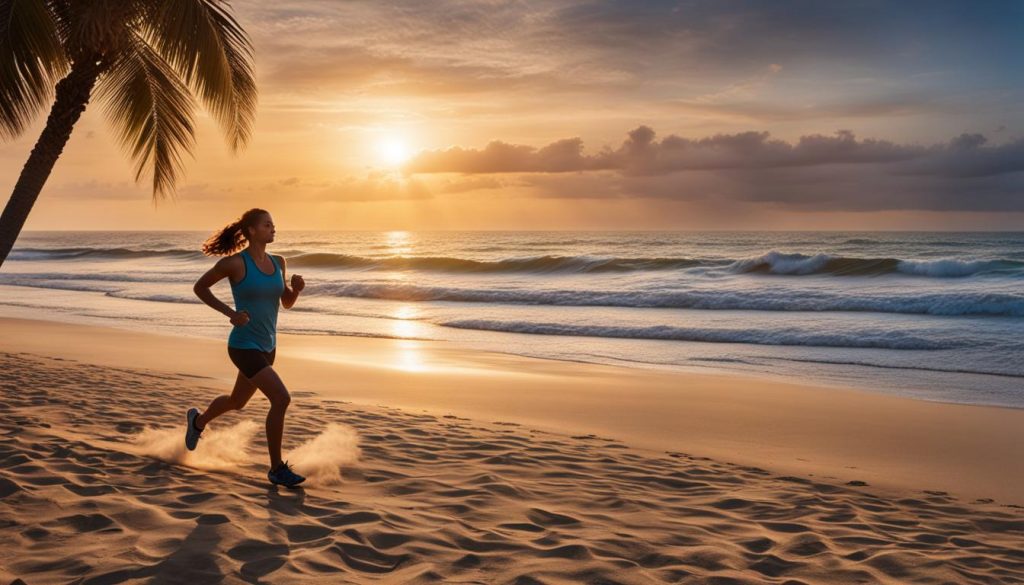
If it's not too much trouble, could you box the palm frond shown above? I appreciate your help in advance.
[0,0,67,139]
[63,0,145,59]
[143,0,255,152]
[95,34,196,198]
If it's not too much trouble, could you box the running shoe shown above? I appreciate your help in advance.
[185,407,203,451]
[268,460,306,487]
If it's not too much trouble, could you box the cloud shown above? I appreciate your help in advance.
[240,0,1024,124]
[689,64,784,104]
[664,92,962,123]
[318,172,432,202]
[407,126,1024,178]
[405,126,1024,212]
[540,0,1023,78]
[516,163,1024,212]
[895,134,1024,179]
[249,2,637,104]
[259,43,550,99]
[431,175,508,195]
[406,137,600,174]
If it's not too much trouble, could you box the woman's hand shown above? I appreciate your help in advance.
[290,274,305,293]
[230,309,250,327]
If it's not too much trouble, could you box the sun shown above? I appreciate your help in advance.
[375,136,413,166]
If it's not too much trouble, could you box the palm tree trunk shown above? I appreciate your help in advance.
[0,58,104,269]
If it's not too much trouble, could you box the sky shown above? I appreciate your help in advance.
[3,0,1024,231]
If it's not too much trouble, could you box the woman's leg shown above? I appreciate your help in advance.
[248,365,291,469]
[195,371,258,429]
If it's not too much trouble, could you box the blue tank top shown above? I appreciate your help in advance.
[227,249,285,352]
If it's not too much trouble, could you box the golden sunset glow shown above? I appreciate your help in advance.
[390,305,421,339]
[2,1,1021,231]
[394,340,427,372]
[0,5,1019,581]
[391,319,420,340]
[374,136,413,167]
[384,231,413,255]
[393,305,418,320]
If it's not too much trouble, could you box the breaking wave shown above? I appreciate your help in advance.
[11,246,1022,278]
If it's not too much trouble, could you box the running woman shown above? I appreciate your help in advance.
[187,208,306,487]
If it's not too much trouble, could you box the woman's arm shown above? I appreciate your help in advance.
[278,255,304,309]
[194,257,248,325]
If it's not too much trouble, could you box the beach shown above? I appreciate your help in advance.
[0,0,1020,580]
[2,0,1022,580]
[1,316,1022,584]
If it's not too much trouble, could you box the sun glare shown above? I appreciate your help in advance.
[375,136,413,166]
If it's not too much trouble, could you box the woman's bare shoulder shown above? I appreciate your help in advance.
[214,254,245,279]
[215,254,244,267]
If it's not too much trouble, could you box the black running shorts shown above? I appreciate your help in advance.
[228,346,276,379]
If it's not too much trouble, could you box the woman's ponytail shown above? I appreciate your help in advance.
[202,208,268,256]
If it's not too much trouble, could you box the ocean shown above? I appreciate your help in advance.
[2,231,1023,408]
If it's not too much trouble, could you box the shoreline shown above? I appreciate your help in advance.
[1,315,1022,504]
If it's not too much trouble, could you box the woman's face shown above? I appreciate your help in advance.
[247,213,276,244]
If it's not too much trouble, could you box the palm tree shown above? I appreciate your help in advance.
[0,0,256,267]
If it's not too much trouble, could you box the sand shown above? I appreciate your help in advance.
[0,316,1022,583]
